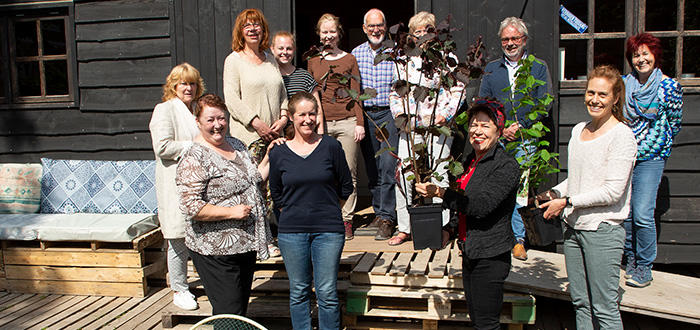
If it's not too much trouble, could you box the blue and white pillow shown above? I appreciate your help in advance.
[40,158,158,214]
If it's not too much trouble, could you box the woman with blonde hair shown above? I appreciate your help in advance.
[540,65,637,329]
[149,62,205,310]
[307,13,365,240]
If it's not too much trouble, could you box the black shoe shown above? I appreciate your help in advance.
[367,216,383,228]
[374,219,395,240]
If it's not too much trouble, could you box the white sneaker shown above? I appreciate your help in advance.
[173,291,198,310]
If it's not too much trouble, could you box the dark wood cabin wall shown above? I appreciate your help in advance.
[171,0,292,97]
[559,91,700,264]
[0,0,171,162]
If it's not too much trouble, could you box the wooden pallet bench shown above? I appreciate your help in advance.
[1,228,165,297]
[345,285,535,328]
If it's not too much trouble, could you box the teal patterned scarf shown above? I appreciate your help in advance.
[623,68,662,121]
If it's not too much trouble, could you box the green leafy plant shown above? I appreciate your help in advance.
[501,54,558,202]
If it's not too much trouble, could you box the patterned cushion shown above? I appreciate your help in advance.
[40,158,157,214]
[0,163,42,213]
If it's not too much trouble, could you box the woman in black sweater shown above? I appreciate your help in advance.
[269,91,353,330]
[416,99,519,330]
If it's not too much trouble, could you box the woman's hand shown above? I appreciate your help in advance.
[269,116,288,135]
[539,198,566,220]
[434,115,447,126]
[267,137,287,151]
[415,182,443,199]
[251,117,279,142]
[229,204,252,220]
[354,125,365,142]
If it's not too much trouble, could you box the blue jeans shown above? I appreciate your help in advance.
[361,109,399,222]
[507,139,535,241]
[278,232,345,330]
[563,222,624,330]
[624,159,665,267]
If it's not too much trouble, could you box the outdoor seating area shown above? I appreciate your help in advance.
[0,160,166,297]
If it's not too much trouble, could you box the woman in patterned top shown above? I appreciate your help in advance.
[270,31,324,135]
[176,94,274,315]
[622,33,683,288]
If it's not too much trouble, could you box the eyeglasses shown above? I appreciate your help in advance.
[365,23,385,30]
[243,22,262,30]
[500,35,525,44]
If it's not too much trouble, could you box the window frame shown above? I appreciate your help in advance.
[559,0,700,89]
[0,2,78,109]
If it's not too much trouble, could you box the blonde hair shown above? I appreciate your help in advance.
[162,63,205,102]
[587,65,627,124]
[272,30,295,48]
[408,11,435,34]
[316,13,344,40]
[231,8,270,52]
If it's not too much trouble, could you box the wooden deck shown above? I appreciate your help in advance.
[1,236,699,329]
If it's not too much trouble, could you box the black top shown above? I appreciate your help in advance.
[269,136,353,233]
[442,144,519,259]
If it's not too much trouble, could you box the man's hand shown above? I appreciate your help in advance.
[269,116,288,136]
[503,122,519,141]
[251,117,279,142]
[539,198,566,220]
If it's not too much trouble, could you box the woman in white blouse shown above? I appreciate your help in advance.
[540,65,637,329]
[149,62,204,311]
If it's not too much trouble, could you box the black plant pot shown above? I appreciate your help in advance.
[519,206,563,246]
[408,204,443,250]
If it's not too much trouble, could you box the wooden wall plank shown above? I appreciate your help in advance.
[656,244,700,264]
[658,223,700,244]
[78,57,171,87]
[0,150,155,163]
[0,133,153,154]
[77,38,170,61]
[76,19,169,42]
[197,0,217,94]
[75,0,168,23]
[658,197,700,222]
[0,109,154,135]
[181,0,200,68]
[80,87,162,111]
[214,0,234,97]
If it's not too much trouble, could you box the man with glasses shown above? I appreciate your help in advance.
[479,16,552,261]
[352,8,399,240]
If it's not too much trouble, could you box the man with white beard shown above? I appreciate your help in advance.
[352,8,398,240]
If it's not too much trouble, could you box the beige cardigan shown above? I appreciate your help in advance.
[223,51,288,146]
[149,98,199,239]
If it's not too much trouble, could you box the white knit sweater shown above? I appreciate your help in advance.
[552,122,637,231]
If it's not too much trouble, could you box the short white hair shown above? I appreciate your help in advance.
[363,8,385,25]
[498,17,528,37]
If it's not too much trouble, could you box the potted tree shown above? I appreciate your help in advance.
[304,16,485,249]
[500,54,560,246]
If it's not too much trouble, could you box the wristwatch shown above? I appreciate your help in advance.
[565,196,572,207]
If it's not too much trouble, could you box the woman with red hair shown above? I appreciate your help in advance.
[622,33,683,288]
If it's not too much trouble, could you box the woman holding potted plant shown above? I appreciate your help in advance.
[540,65,637,329]
[415,98,518,329]
[388,11,465,246]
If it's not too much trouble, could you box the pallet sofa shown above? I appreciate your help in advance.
[0,159,165,297]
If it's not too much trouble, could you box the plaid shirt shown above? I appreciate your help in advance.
[351,41,393,107]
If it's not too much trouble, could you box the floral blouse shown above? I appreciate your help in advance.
[389,55,465,127]
[176,136,271,259]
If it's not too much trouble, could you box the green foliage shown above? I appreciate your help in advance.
[503,55,560,197]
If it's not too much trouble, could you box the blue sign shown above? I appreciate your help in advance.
[560,5,588,33]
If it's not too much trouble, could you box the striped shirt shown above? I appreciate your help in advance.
[282,67,318,99]
[351,41,393,107]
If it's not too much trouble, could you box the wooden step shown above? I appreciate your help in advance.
[346,285,536,325]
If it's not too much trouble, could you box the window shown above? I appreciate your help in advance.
[559,0,700,88]
[1,6,76,106]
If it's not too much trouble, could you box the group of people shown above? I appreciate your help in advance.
[147,6,683,330]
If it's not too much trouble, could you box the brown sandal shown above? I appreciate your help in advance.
[388,232,410,246]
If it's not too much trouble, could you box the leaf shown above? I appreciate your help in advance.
[432,172,444,182]
[364,88,378,99]
[389,23,403,35]
[374,126,390,142]
[392,79,409,98]
[436,126,452,137]
[381,39,396,49]
[413,85,430,103]
[346,99,356,111]
[406,174,416,182]
[537,140,550,147]
[448,161,465,177]
[394,115,409,133]
[455,112,469,125]
[413,143,426,151]
[335,88,349,99]
[525,75,536,88]
[540,149,551,161]
[528,112,538,121]
[375,146,394,158]
[374,52,391,65]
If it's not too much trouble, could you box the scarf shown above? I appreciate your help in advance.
[623,68,663,121]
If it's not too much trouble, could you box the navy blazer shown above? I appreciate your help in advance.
[478,55,552,128]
